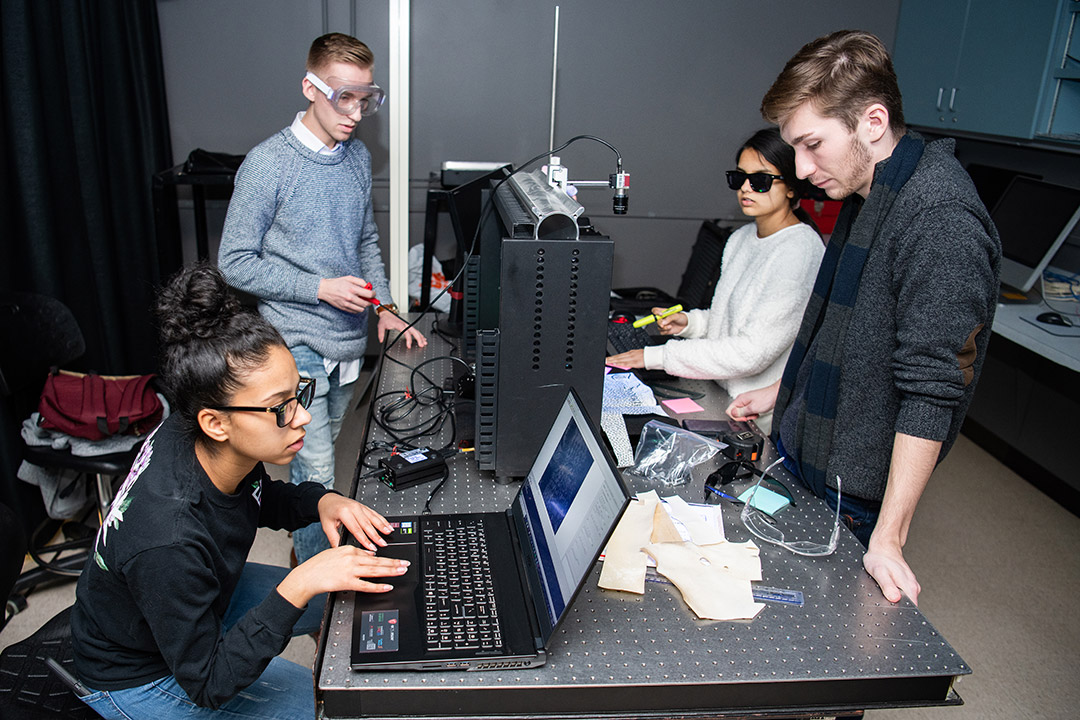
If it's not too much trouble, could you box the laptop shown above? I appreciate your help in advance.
[350,387,631,671]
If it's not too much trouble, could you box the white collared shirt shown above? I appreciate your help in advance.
[290,111,343,155]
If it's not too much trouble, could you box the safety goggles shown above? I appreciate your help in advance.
[725,170,785,193]
[305,72,385,117]
[740,457,841,557]
[211,378,315,428]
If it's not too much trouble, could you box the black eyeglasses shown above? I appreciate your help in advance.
[211,378,315,428]
[725,170,785,193]
[704,460,795,506]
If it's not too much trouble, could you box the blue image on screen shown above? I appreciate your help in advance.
[538,420,593,534]
[521,482,563,623]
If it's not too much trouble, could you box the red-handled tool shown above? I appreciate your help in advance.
[363,282,381,305]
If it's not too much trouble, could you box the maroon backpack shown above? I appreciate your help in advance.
[37,370,164,441]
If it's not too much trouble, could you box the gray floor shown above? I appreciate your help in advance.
[3,396,1078,719]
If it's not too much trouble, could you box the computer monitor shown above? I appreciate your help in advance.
[990,176,1080,293]
[965,163,1041,213]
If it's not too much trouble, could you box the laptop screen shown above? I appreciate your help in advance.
[513,389,629,638]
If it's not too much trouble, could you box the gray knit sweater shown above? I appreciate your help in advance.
[779,138,1000,501]
[219,128,392,362]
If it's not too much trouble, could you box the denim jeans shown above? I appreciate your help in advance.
[288,345,357,563]
[776,436,882,546]
[825,485,881,547]
[80,562,327,720]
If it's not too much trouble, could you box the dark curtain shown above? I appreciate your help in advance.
[0,0,172,533]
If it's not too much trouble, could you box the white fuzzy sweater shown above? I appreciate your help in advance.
[644,221,824,407]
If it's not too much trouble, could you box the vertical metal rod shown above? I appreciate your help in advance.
[548,5,560,158]
[388,0,411,306]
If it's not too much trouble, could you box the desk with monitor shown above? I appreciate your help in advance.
[313,331,969,720]
[959,170,1080,512]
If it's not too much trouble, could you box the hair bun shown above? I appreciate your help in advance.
[157,261,241,347]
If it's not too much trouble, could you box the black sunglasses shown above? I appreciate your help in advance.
[725,170,785,193]
[704,460,795,506]
[211,377,315,428]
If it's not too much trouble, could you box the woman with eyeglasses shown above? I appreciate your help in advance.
[606,127,825,434]
[70,262,407,720]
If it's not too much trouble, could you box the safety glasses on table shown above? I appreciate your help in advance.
[211,377,315,428]
[305,72,385,117]
[725,170,785,193]
[740,457,841,557]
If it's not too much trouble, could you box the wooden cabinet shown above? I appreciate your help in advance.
[893,0,1070,140]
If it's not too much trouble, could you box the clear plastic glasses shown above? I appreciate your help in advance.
[741,457,842,557]
[305,72,385,117]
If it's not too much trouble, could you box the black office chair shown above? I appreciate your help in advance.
[0,606,98,720]
[611,219,732,315]
[0,292,141,616]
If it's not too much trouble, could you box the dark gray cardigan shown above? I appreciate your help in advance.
[781,137,1001,502]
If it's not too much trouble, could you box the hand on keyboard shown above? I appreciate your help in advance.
[606,348,645,369]
[278,545,410,607]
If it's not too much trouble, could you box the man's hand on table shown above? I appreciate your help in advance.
[726,380,780,422]
[863,533,921,606]
[377,309,427,348]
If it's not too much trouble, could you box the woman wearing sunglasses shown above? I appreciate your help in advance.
[606,128,824,434]
[70,263,408,720]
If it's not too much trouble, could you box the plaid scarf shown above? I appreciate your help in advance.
[773,132,924,497]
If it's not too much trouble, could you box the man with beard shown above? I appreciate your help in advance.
[726,30,1000,607]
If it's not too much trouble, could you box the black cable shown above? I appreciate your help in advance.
[430,317,461,348]
[420,448,464,514]
[360,353,470,473]
[421,472,449,515]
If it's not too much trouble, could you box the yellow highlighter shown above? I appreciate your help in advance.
[633,304,683,328]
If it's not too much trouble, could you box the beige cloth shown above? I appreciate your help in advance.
[600,492,763,621]
[644,541,764,620]
[598,491,659,594]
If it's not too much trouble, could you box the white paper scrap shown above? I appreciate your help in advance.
[602,372,664,415]
[662,494,724,544]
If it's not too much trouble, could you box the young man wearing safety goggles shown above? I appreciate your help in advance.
[219,33,426,566]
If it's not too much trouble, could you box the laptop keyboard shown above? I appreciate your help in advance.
[422,517,504,652]
[607,318,664,355]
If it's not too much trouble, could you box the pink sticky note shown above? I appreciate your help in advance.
[662,397,705,414]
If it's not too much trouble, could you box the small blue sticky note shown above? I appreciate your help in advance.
[738,485,791,517]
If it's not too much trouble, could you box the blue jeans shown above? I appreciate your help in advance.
[80,562,327,719]
[289,345,357,563]
[824,485,881,546]
[776,437,882,547]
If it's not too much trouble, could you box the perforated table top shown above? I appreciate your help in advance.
[315,338,969,719]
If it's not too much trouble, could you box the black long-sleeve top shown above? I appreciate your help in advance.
[70,414,328,709]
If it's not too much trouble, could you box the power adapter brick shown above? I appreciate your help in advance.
[378,448,449,490]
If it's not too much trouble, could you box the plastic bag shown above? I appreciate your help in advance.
[628,420,724,487]
[408,244,452,313]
